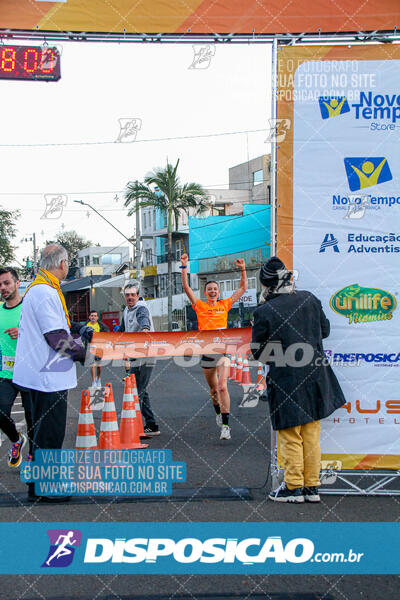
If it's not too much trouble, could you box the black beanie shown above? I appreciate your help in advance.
[259,256,287,287]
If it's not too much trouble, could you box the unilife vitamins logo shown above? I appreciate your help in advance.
[318,96,350,119]
[344,157,393,191]
[330,284,397,324]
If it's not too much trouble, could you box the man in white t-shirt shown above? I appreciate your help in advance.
[13,244,92,502]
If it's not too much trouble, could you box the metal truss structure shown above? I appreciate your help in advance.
[270,431,400,496]
[0,29,399,45]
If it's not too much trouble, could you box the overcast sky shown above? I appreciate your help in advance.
[0,42,271,266]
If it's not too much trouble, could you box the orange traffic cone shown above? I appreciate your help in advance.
[75,389,97,449]
[120,377,148,449]
[241,357,252,385]
[229,354,237,380]
[256,363,266,390]
[129,374,148,438]
[235,354,243,383]
[98,383,121,449]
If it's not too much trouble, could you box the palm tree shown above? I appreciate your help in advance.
[124,159,209,330]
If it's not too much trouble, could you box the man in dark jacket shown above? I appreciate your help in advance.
[251,257,345,504]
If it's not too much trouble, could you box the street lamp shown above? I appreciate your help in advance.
[73,199,141,285]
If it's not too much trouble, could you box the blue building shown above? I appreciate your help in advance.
[188,204,271,326]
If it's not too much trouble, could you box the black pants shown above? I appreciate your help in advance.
[0,378,33,453]
[129,365,157,427]
[30,389,68,455]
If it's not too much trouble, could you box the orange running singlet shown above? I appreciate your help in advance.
[193,298,233,330]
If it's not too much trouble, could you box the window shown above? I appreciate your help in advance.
[157,273,189,297]
[143,213,147,229]
[162,209,167,228]
[85,256,90,266]
[233,278,240,289]
[153,209,156,229]
[145,249,152,266]
[79,257,84,267]
[101,253,122,265]
[175,239,184,260]
[253,169,263,185]
[92,255,100,265]
[181,211,188,226]
[219,280,232,294]
[248,277,256,289]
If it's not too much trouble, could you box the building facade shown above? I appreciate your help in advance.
[77,246,130,277]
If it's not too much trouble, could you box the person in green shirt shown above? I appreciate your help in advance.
[0,267,33,467]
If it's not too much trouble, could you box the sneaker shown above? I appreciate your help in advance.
[26,454,33,462]
[220,425,231,440]
[268,481,304,503]
[96,379,102,388]
[8,433,27,468]
[303,486,321,502]
[216,413,223,428]
[143,425,160,437]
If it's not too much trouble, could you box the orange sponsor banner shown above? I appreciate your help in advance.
[91,327,252,360]
[1,0,399,34]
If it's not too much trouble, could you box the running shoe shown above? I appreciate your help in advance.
[143,425,160,436]
[216,414,223,428]
[220,425,231,440]
[303,486,321,502]
[268,481,304,503]
[8,433,27,468]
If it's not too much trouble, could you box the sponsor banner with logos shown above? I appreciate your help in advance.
[91,327,252,359]
[277,45,400,469]
[0,522,398,574]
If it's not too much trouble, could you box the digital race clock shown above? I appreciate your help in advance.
[0,45,61,81]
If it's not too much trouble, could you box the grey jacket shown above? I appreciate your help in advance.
[118,299,155,367]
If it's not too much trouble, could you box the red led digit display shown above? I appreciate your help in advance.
[0,45,61,81]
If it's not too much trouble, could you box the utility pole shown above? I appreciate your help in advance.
[22,233,39,275]
[32,232,38,272]
[135,181,141,288]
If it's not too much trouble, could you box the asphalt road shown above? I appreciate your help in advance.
[0,359,399,599]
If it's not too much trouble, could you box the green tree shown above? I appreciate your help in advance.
[46,230,93,278]
[0,207,19,266]
[124,159,209,331]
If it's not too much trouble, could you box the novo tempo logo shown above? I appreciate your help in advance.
[319,96,350,119]
[344,157,393,191]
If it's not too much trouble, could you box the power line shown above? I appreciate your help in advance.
[0,127,267,149]
[0,178,270,196]
[189,206,269,230]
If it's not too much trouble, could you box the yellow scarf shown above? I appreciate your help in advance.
[25,269,71,328]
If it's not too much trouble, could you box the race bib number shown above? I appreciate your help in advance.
[2,355,15,372]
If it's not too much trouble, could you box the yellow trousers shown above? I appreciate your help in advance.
[278,420,321,489]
